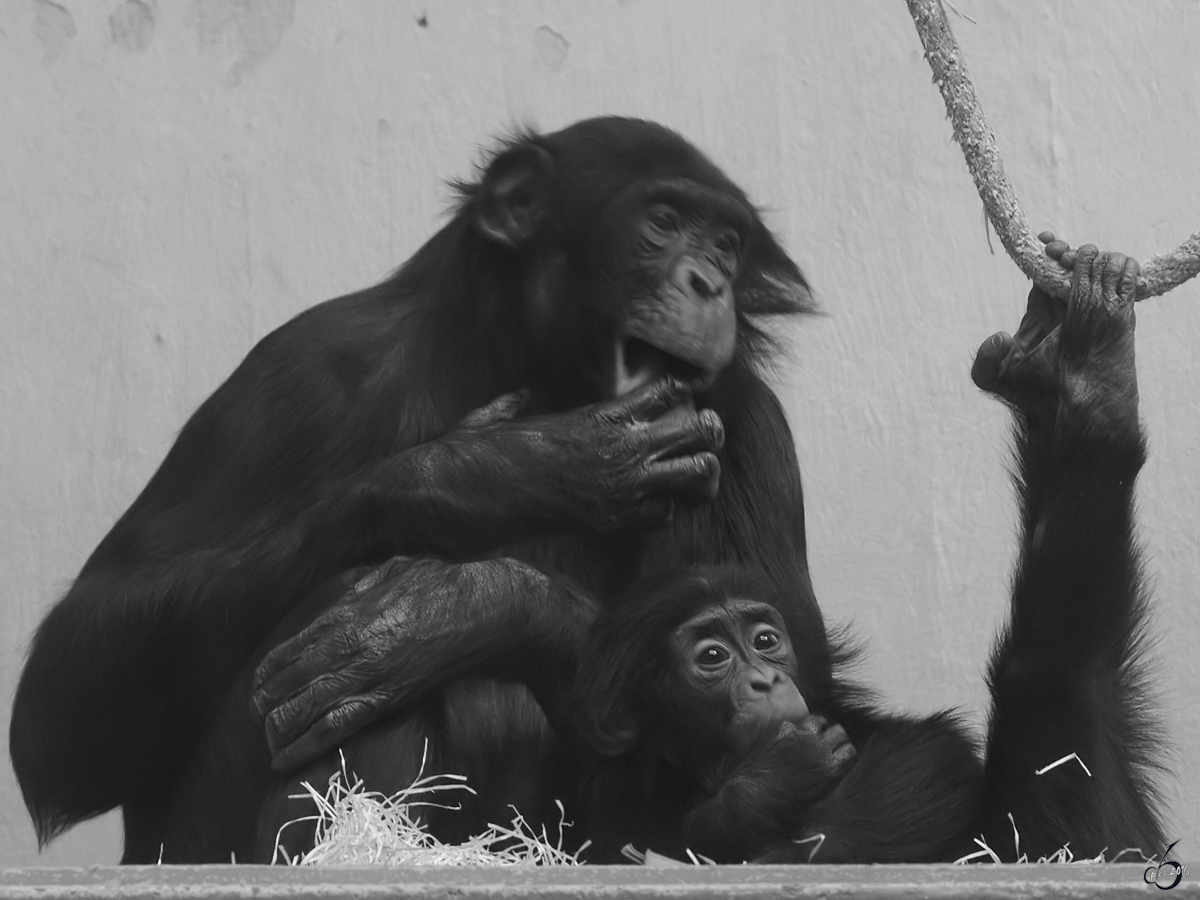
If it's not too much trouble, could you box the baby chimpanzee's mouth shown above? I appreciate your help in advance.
[614,336,713,397]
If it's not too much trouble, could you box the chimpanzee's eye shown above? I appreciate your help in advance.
[752,628,781,652]
[694,640,731,669]
[714,230,740,257]
[647,206,680,233]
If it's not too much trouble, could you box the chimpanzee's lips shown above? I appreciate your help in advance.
[614,336,717,397]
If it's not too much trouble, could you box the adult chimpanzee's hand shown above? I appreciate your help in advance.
[250,554,595,772]
[252,381,720,771]
[971,236,1139,430]
[407,377,725,542]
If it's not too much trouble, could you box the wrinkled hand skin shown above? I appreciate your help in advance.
[254,378,722,770]
[250,555,594,772]
[416,377,725,540]
[971,242,1139,433]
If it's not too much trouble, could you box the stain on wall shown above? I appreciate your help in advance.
[32,0,75,64]
[533,26,569,73]
[193,0,295,86]
[109,0,155,53]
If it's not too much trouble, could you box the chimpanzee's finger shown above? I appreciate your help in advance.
[251,650,326,725]
[971,332,1015,396]
[261,662,373,755]
[601,377,693,424]
[1012,288,1066,354]
[644,407,725,459]
[1068,244,1100,311]
[250,637,319,722]
[1098,252,1130,304]
[1046,241,1070,261]
[643,452,721,504]
[1117,255,1140,305]
[831,737,857,770]
[269,694,387,773]
[456,390,531,428]
[248,605,353,706]
[1040,232,1077,269]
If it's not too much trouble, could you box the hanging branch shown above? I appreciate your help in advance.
[906,0,1200,301]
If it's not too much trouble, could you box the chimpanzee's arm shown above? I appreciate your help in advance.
[970,244,1164,859]
[249,555,598,771]
[244,358,802,772]
[682,717,856,863]
[7,297,717,843]
[754,714,982,863]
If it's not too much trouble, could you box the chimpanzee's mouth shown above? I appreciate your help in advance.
[614,336,714,397]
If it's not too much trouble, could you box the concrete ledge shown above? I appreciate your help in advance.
[0,864,1194,899]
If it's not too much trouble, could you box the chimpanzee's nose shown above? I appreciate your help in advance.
[674,259,727,301]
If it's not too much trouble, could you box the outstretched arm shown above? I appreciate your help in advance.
[971,241,1164,859]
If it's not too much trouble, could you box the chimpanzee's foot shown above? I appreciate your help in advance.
[1057,245,1139,429]
[972,237,1139,431]
[971,286,1064,419]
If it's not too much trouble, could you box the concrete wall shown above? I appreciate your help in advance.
[1,0,1196,866]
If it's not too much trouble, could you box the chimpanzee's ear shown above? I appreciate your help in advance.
[586,709,640,758]
[737,219,815,316]
[477,142,554,248]
[577,681,641,758]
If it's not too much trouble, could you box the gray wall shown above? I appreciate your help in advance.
[1,0,1196,865]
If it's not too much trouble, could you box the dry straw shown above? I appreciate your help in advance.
[272,750,585,867]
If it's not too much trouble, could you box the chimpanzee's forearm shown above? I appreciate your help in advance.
[981,385,1162,857]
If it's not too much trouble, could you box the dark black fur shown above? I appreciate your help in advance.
[8,119,1162,865]
[561,350,1163,864]
[9,118,812,863]
[557,568,982,863]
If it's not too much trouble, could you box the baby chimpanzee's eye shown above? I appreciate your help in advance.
[694,640,731,669]
[752,628,780,652]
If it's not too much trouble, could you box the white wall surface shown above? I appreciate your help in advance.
[0,0,1196,867]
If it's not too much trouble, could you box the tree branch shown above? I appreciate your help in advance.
[906,0,1200,300]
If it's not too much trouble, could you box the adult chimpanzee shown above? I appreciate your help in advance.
[9,117,815,863]
[9,115,1161,864]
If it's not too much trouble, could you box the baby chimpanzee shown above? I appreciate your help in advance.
[566,566,980,863]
